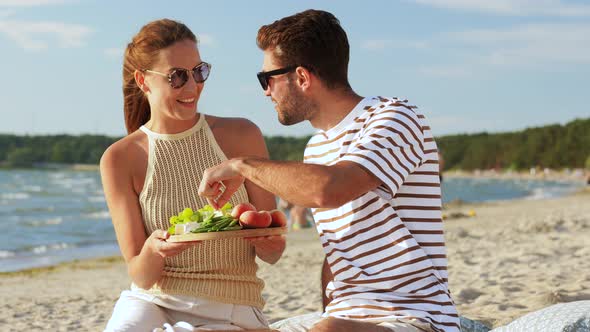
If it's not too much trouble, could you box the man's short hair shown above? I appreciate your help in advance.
[257,9,351,89]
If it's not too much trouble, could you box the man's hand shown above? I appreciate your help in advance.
[245,235,286,264]
[198,159,246,209]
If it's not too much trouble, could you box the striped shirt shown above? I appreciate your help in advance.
[304,96,460,332]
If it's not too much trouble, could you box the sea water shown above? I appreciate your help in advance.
[0,169,582,272]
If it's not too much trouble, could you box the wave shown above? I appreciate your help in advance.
[1,192,31,200]
[23,185,42,193]
[11,240,116,257]
[88,196,106,203]
[5,241,110,257]
[524,186,577,201]
[0,250,15,258]
[22,217,63,227]
[442,177,582,203]
[13,206,56,214]
[50,176,97,189]
[83,210,111,219]
[0,241,121,273]
[29,242,71,254]
[0,243,77,259]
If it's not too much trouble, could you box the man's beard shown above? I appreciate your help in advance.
[277,81,316,126]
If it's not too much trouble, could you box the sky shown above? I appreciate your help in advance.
[0,0,589,138]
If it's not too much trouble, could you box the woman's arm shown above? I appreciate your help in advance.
[100,142,198,289]
[218,118,285,264]
[237,121,277,212]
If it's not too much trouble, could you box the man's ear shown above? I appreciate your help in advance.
[296,66,312,91]
[134,70,150,93]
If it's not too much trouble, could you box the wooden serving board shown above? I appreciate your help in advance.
[168,227,288,242]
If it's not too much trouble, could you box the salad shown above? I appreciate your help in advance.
[168,203,241,235]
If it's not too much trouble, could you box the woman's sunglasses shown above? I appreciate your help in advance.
[143,62,211,89]
[256,65,298,90]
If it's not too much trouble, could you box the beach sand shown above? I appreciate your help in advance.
[1,189,589,330]
[444,188,590,327]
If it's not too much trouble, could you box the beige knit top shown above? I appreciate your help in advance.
[134,114,265,308]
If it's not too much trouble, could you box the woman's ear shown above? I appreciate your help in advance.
[134,70,149,93]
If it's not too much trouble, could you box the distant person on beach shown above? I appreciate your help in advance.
[278,198,312,230]
[290,205,312,230]
[198,9,459,332]
[99,19,284,331]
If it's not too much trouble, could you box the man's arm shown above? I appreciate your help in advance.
[199,157,381,209]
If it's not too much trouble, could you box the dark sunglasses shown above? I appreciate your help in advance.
[144,62,211,89]
[256,65,298,90]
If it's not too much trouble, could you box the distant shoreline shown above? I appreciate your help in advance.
[0,163,100,171]
[0,255,124,277]
[4,164,589,182]
[444,168,587,184]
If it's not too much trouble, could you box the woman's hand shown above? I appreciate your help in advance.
[245,235,286,264]
[146,230,201,258]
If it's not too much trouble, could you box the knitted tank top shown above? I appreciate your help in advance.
[135,114,265,308]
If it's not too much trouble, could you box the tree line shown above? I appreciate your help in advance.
[1,117,589,170]
[436,118,590,170]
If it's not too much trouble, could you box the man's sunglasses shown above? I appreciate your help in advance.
[143,62,211,89]
[256,65,298,90]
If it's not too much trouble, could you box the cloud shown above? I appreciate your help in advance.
[361,39,430,51]
[104,47,124,59]
[449,23,590,66]
[0,19,93,51]
[0,0,70,6]
[362,39,391,51]
[418,65,472,78]
[409,22,590,79]
[412,0,590,17]
[197,33,214,46]
[238,84,259,94]
[0,9,15,17]
[413,22,590,78]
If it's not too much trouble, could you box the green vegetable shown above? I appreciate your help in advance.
[182,208,194,219]
[168,225,176,235]
[169,216,180,225]
[220,202,233,215]
[167,203,243,234]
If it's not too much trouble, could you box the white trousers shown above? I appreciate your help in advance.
[104,290,269,332]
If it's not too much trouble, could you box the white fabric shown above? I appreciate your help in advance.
[269,312,433,332]
[490,300,590,332]
[104,290,268,332]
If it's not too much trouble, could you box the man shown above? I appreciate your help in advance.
[199,9,460,332]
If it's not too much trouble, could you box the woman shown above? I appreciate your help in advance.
[101,19,285,331]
